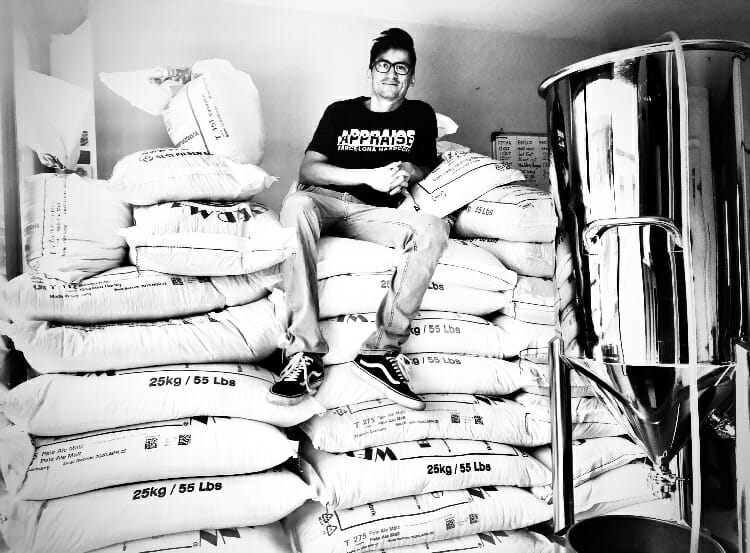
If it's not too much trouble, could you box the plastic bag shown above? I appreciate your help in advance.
[16,69,91,170]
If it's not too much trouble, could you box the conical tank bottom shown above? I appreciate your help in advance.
[563,357,735,467]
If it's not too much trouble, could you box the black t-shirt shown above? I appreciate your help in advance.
[305,96,437,208]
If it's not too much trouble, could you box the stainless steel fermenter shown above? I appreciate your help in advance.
[538,36,750,549]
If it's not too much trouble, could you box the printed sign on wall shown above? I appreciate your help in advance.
[490,131,549,190]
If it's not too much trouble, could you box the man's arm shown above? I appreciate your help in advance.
[299,151,409,196]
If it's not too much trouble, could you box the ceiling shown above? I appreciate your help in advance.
[222,0,750,48]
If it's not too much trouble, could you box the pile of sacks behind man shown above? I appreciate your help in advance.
[0,59,657,553]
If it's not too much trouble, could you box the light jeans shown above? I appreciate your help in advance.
[280,184,450,357]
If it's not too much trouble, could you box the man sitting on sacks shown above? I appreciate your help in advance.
[267,28,449,411]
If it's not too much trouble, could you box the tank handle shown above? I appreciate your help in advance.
[582,216,683,253]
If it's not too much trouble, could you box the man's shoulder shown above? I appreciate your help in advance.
[403,99,437,120]
[325,97,367,111]
[404,98,435,111]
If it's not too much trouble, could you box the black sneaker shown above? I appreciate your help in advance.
[267,352,324,406]
[352,352,425,410]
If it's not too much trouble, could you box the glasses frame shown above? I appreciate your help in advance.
[372,59,411,76]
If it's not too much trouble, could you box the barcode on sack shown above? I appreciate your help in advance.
[178,434,192,446]
[469,513,479,524]
[144,437,158,450]
[446,518,456,531]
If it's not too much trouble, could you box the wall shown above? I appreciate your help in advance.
[89,0,605,211]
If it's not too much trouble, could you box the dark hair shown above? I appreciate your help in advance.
[369,28,416,70]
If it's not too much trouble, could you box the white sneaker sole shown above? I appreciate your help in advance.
[266,376,323,407]
[352,364,426,411]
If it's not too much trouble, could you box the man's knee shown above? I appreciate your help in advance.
[280,191,318,227]
[414,213,450,251]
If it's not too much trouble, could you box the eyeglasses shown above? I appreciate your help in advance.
[372,59,411,75]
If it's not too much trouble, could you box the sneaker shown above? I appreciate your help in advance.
[352,352,425,410]
[267,352,324,406]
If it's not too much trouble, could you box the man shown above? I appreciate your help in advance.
[267,28,449,411]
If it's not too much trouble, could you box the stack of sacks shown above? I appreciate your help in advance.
[0,146,315,553]
[511,368,662,520]
[284,237,617,552]
[451,180,656,518]
[0,415,312,553]
[284,154,629,552]
[506,228,593,397]
[313,236,524,407]
[1,147,293,373]
[451,182,560,366]
[529,437,658,520]
[509,359,659,521]
[112,148,292,277]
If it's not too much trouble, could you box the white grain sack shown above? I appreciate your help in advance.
[434,240,517,291]
[210,264,282,306]
[398,151,524,218]
[0,468,312,553]
[0,297,283,372]
[301,438,550,509]
[317,237,395,278]
[320,311,512,365]
[318,271,510,318]
[435,113,458,139]
[502,276,557,325]
[21,173,131,282]
[580,496,676,522]
[109,148,276,206]
[98,67,180,116]
[122,202,296,276]
[518,358,596,397]
[132,199,280,236]
[92,524,291,553]
[1,417,297,500]
[535,461,653,513]
[317,237,517,292]
[453,184,557,242]
[1,267,224,323]
[372,530,559,553]
[302,394,576,452]
[313,363,382,407]
[512,392,618,425]
[164,59,265,165]
[286,486,551,553]
[315,355,526,409]
[91,522,292,553]
[530,437,647,492]
[122,228,296,277]
[404,354,525,395]
[469,238,555,278]
[0,364,323,436]
[487,314,557,364]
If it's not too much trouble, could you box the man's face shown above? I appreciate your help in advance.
[369,48,414,102]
